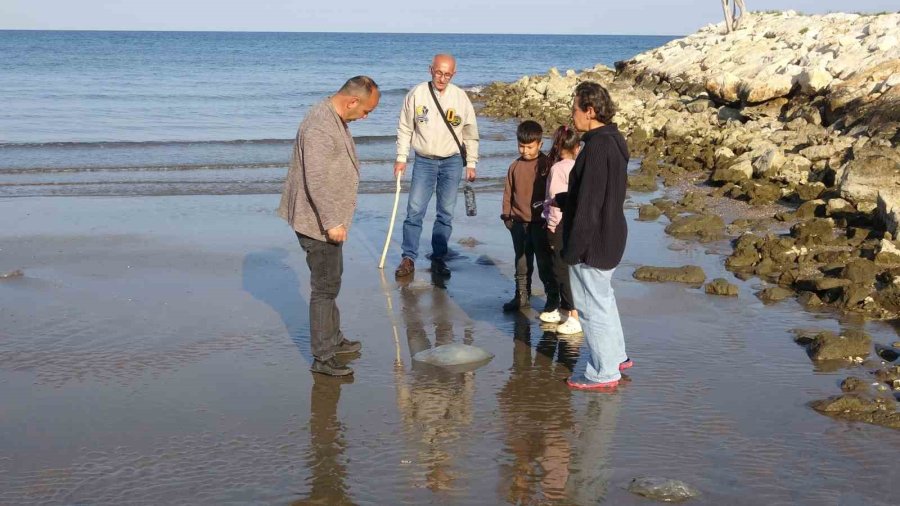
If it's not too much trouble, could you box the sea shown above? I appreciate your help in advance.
[0,31,675,197]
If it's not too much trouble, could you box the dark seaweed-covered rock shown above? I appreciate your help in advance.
[638,204,663,221]
[742,181,783,205]
[756,286,795,303]
[664,214,725,241]
[628,174,658,192]
[874,286,900,313]
[795,200,825,219]
[807,330,871,361]
[810,394,900,430]
[840,377,865,392]
[633,265,706,284]
[797,291,824,308]
[790,218,835,245]
[678,191,707,212]
[795,182,825,201]
[876,346,900,362]
[794,276,851,292]
[705,278,739,296]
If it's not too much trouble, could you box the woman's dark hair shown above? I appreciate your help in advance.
[516,120,543,144]
[547,125,580,164]
[574,81,616,124]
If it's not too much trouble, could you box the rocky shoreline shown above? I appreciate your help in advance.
[474,11,900,429]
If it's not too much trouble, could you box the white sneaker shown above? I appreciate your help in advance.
[539,309,561,323]
[556,317,582,335]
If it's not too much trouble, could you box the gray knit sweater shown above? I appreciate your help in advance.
[277,99,360,241]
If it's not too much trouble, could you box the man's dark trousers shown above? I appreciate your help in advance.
[297,233,343,361]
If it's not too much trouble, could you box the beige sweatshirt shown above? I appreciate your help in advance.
[396,82,479,167]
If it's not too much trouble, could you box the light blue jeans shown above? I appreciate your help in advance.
[401,153,463,261]
[569,263,628,383]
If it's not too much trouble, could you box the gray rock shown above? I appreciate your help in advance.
[838,144,900,204]
[633,265,706,284]
[717,106,747,123]
[628,477,700,503]
[475,255,497,266]
[877,189,900,238]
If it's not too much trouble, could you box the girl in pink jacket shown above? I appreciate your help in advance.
[540,126,582,334]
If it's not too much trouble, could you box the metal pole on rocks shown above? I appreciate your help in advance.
[378,171,402,269]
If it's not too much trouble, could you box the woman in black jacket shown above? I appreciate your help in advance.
[559,81,632,390]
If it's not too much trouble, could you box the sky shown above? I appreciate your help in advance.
[1,1,897,35]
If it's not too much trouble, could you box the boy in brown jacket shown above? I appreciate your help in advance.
[500,120,559,312]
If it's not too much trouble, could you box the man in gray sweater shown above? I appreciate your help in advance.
[277,76,380,376]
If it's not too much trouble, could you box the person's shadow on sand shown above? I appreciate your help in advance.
[241,248,313,363]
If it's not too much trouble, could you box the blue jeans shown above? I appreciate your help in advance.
[569,264,627,383]
[401,153,463,261]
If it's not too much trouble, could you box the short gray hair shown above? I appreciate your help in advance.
[338,75,379,98]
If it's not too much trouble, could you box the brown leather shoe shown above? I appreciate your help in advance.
[395,257,415,277]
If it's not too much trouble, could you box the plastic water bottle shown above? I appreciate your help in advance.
[464,184,477,216]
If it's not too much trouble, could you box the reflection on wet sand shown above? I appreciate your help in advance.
[394,282,475,493]
[497,313,622,505]
[498,313,578,503]
[293,374,354,506]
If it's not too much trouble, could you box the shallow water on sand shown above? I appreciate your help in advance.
[1,189,899,504]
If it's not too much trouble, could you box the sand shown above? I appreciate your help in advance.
[1,190,899,504]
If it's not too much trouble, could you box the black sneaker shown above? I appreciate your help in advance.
[310,357,354,376]
[431,258,451,276]
[335,339,362,355]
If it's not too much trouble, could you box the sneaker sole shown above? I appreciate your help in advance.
[619,359,634,371]
[566,377,619,390]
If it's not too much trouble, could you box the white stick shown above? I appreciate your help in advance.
[378,172,402,269]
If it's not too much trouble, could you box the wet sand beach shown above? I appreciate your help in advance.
[2,185,900,504]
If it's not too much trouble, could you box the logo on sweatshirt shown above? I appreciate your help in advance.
[415,105,429,123]
[445,108,461,127]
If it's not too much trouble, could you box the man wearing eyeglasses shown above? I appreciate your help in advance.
[393,53,479,279]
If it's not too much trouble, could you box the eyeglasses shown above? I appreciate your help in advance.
[432,70,455,80]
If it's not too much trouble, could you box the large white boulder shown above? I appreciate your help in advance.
[798,67,834,94]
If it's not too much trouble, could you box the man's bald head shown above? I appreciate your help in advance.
[432,54,456,70]
[430,54,457,92]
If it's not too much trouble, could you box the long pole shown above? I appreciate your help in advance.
[378,171,402,269]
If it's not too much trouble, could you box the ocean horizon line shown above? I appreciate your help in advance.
[0,28,685,38]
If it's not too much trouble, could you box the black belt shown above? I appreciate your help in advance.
[416,152,460,160]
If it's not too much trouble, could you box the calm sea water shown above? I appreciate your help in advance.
[0,31,675,197]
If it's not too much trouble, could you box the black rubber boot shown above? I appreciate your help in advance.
[503,290,530,312]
